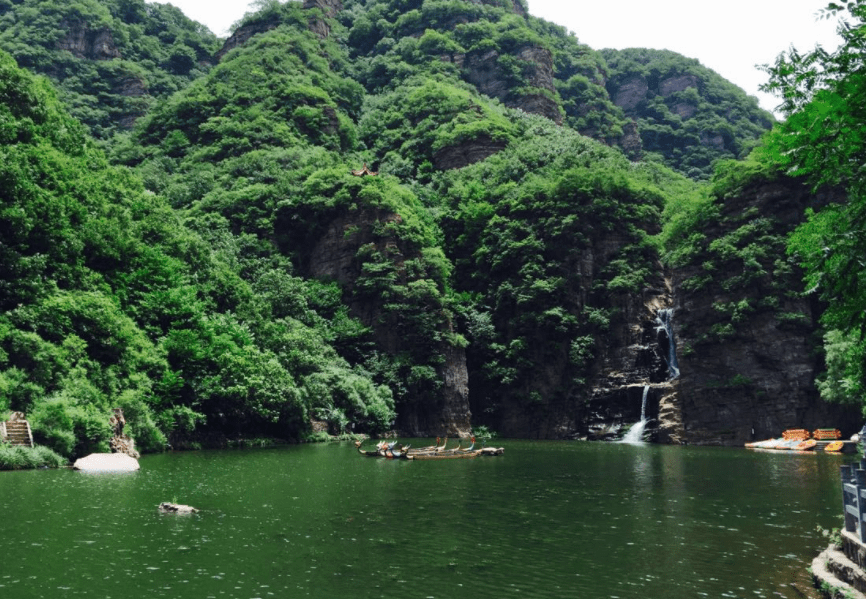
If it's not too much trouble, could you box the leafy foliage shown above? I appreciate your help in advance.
[0,443,67,470]
[761,0,866,412]
[602,48,775,179]
[4,0,843,444]
[0,48,394,455]
[0,0,221,140]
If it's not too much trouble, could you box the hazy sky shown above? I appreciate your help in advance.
[167,0,844,114]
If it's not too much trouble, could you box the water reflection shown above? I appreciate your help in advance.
[0,443,846,599]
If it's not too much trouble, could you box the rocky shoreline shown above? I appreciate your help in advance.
[812,529,866,598]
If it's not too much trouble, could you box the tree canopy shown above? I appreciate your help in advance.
[761,0,866,411]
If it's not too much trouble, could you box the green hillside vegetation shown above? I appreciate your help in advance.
[0,49,394,459]
[341,0,630,147]
[760,0,866,413]
[601,48,775,179]
[3,0,863,455]
[0,0,221,140]
[434,115,664,422]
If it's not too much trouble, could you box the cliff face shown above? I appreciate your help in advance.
[56,21,121,60]
[53,21,150,129]
[667,178,857,445]
[580,272,673,441]
[470,219,671,440]
[600,48,774,179]
[471,175,858,445]
[217,0,343,57]
[304,207,472,438]
[432,134,508,170]
[303,0,343,37]
[463,45,562,125]
[215,21,280,62]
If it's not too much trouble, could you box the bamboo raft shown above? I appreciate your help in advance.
[354,437,504,460]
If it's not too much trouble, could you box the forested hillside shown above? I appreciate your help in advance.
[1,0,860,456]
[602,48,775,179]
[0,0,220,139]
[0,49,395,457]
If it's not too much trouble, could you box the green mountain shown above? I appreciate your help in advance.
[2,0,848,455]
[0,47,395,456]
[602,48,775,179]
[0,0,221,140]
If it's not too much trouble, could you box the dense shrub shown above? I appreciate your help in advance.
[0,444,67,470]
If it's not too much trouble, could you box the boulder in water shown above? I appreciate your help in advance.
[159,502,198,514]
[73,453,140,472]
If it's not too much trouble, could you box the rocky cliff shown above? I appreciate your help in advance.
[215,21,281,62]
[56,21,120,60]
[601,48,774,179]
[459,184,672,441]
[300,206,472,438]
[667,177,858,445]
[462,45,562,125]
[580,274,674,441]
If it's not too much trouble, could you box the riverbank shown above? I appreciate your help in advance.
[812,529,866,598]
[0,444,66,470]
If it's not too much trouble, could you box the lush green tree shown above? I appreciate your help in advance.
[762,0,866,412]
[0,0,221,140]
[602,48,775,179]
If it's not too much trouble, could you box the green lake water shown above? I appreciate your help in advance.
[0,441,848,599]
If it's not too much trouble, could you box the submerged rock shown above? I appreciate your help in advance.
[73,453,140,472]
[159,502,198,514]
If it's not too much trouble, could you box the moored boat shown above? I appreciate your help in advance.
[745,438,783,449]
[406,448,482,460]
[824,440,845,452]
[354,440,406,457]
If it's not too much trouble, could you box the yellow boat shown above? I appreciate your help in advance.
[824,440,845,452]
[795,439,817,451]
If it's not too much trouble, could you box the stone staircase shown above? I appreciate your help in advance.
[1,418,34,448]
[812,529,866,598]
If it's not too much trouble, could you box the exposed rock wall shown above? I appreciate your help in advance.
[303,0,343,37]
[432,134,508,170]
[463,46,562,125]
[477,229,672,440]
[618,120,643,161]
[579,270,673,440]
[669,178,857,445]
[479,177,857,444]
[304,207,472,438]
[215,21,280,62]
[217,0,342,55]
[56,21,120,60]
[612,75,648,112]
[303,0,343,18]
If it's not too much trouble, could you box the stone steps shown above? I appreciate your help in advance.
[2,420,33,447]
[813,542,866,598]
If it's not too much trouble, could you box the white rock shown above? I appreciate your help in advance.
[158,502,198,514]
[73,453,140,472]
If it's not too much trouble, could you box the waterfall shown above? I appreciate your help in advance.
[656,308,680,380]
[620,385,650,444]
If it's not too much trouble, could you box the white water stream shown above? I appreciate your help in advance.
[620,385,650,444]
[656,308,680,379]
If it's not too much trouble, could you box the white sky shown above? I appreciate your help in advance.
[165,0,844,115]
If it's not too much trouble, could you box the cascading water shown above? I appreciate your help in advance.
[620,385,649,444]
[656,308,680,380]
